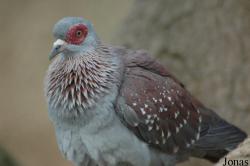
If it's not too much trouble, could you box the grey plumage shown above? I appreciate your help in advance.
[45,17,247,166]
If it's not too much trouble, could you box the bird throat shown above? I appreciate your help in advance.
[46,50,118,114]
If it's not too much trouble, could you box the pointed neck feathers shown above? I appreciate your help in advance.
[46,45,120,116]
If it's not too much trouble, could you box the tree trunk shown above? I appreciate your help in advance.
[116,0,250,165]
[215,137,250,166]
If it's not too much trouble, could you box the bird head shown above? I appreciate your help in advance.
[49,17,99,60]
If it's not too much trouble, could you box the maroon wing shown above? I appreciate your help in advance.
[115,49,203,154]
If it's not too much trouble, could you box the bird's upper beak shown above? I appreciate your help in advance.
[49,39,67,60]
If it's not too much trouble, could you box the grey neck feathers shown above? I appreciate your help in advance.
[45,45,121,119]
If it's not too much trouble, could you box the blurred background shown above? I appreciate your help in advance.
[0,0,249,166]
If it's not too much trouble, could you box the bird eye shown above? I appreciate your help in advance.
[76,30,83,37]
[66,24,88,45]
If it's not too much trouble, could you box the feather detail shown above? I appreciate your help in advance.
[45,46,119,115]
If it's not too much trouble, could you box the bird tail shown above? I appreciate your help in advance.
[190,108,247,163]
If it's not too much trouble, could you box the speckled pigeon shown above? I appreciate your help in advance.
[44,17,247,166]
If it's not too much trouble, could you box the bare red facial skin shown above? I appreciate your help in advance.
[66,24,88,45]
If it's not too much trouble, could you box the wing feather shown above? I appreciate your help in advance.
[115,50,202,154]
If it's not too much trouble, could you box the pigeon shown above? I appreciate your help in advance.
[44,17,247,166]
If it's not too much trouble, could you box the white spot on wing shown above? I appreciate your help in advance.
[196,133,200,140]
[199,116,202,123]
[162,138,166,144]
[161,130,165,137]
[173,146,179,153]
[176,127,179,133]
[140,108,146,115]
[174,112,178,119]
[167,131,171,138]
[133,123,138,127]
[191,139,195,144]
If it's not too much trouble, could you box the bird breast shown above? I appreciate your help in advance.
[45,55,118,115]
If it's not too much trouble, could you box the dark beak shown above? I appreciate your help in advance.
[49,39,66,60]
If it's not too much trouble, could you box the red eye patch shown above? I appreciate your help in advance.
[66,24,88,45]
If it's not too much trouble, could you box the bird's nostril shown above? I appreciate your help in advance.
[55,45,61,50]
